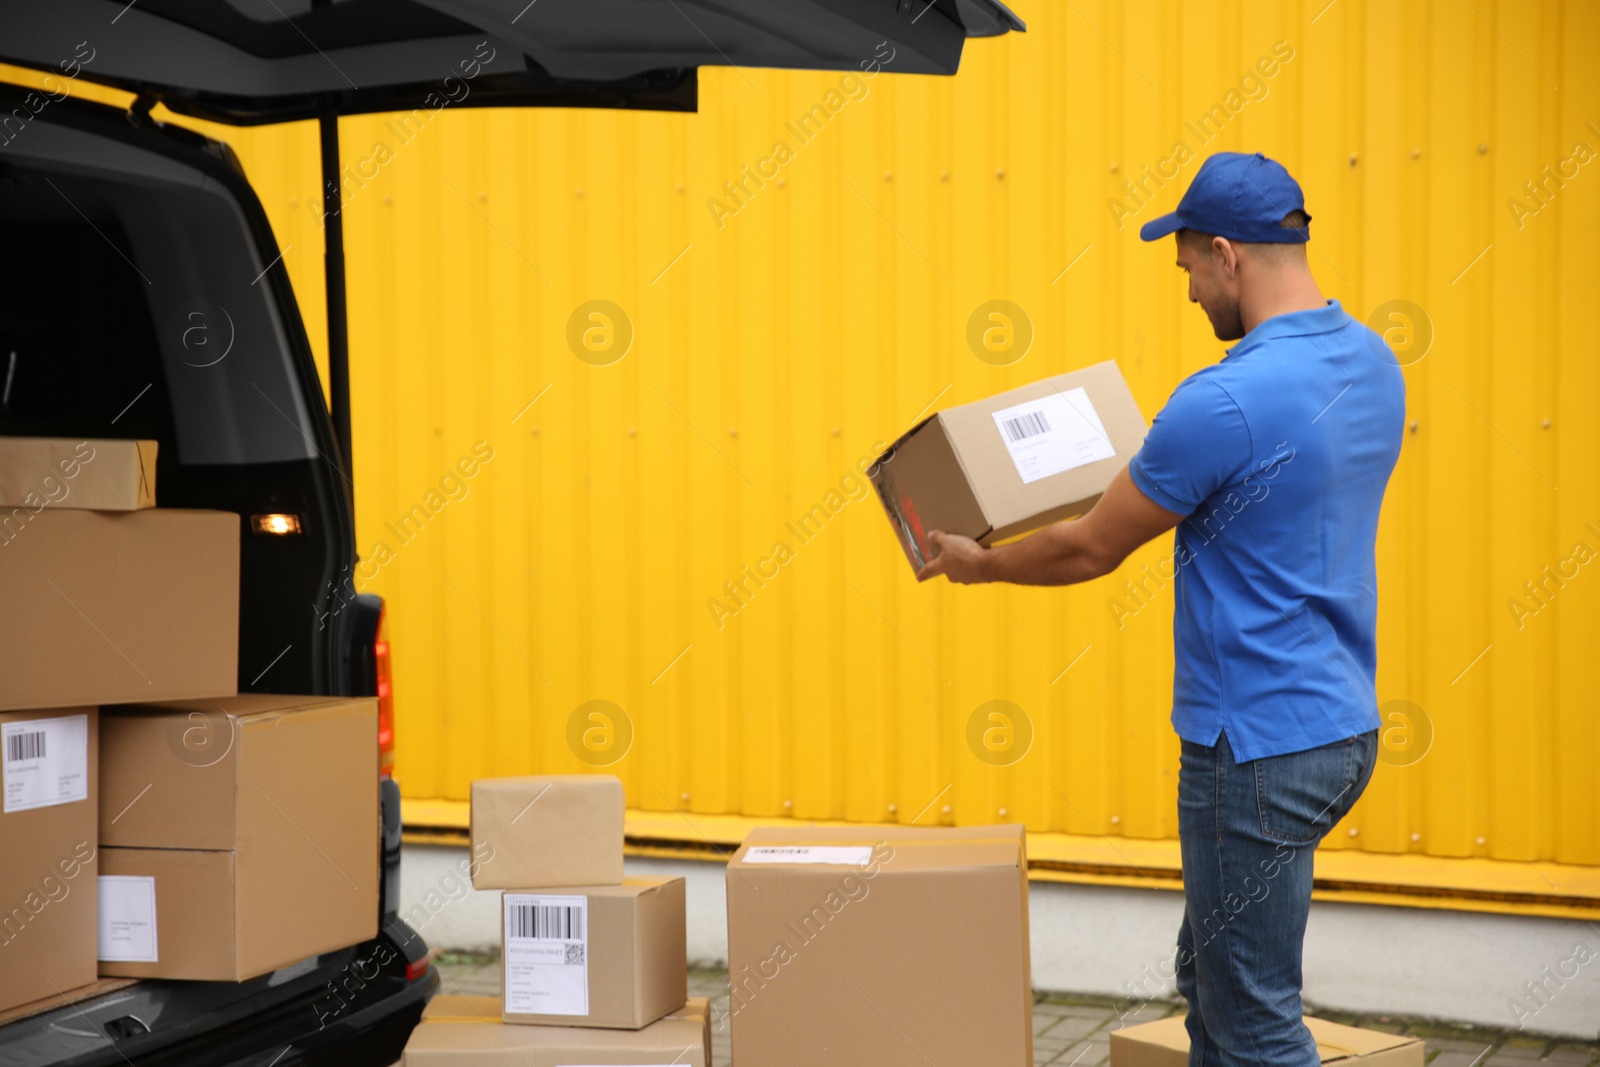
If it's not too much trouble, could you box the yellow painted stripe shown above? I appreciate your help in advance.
[403,800,1600,919]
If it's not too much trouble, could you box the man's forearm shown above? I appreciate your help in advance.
[977,520,1116,587]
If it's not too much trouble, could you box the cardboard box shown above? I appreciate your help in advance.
[99,694,377,850]
[1109,1015,1424,1067]
[501,877,687,1029]
[403,994,711,1067]
[0,707,99,1013]
[0,437,156,511]
[471,775,625,889]
[96,695,378,980]
[0,508,238,712]
[870,361,1148,572]
[725,824,1032,1066]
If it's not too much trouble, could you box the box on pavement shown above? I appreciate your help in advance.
[96,694,378,980]
[0,437,157,511]
[403,994,711,1067]
[870,361,1147,572]
[501,877,687,1029]
[725,824,1032,1066]
[0,707,99,1013]
[471,774,625,890]
[0,508,238,711]
[1110,1015,1424,1066]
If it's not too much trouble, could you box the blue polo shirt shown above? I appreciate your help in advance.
[1127,300,1406,762]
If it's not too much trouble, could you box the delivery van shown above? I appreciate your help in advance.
[0,2,1020,1064]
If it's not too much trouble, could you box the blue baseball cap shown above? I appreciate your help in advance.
[1139,152,1311,244]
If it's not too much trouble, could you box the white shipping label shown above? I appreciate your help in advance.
[98,876,159,962]
[3,714,89,813]
[743,845,873,866]
[991,387,1115,484]
[504,894,588,1017]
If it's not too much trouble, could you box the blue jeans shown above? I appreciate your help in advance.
[1175,728,1378,1066]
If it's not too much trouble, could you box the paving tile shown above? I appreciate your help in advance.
[1051,1038,1112,1067]
[1053,1016,1115,1042]
[1544,1045,1600,1067]
[1430,1038,1502,1055]
[1429,1052,1496,1067]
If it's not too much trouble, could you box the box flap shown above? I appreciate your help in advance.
[1304,1017,1423,1060]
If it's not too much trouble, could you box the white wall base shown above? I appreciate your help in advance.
[399,844,1600,1040]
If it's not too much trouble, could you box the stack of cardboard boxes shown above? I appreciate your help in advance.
[0,437,377,1015]
[400,774,710,1067]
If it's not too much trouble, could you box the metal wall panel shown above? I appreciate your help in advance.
[15,0,1595,870]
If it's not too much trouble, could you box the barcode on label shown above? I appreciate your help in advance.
[6,731,45,763]
[1001,410,1051,442]
[509,903,584,940]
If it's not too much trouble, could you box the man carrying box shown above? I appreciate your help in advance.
[918,152,1405,1066]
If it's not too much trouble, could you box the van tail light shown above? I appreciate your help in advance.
[405,957,430,982]
[374,607,395,778]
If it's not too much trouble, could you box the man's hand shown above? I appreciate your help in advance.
[916,531,989,584]
[914,467,1186,587]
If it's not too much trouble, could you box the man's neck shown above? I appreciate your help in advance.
[1240,270,1327,334]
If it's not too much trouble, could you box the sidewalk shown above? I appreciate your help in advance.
[433,954,1599,1067]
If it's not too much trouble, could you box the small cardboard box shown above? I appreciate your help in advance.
[471,775,625,890]
[0,707,99,1013]
[0,437,157,511]
[725,824,1032,1066]
[0,508,238,712]
[96,695,378,980]
[501,877,687,1029]
[1109,1015,1425,1067]
[871,361,1148,572]
[403,994,711,1067]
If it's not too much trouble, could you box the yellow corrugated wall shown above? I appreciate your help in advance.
[13,0,1598,873]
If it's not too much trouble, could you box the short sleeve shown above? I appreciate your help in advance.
[1128,377,1252,516]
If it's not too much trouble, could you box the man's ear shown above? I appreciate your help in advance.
[1213,236,1239,276]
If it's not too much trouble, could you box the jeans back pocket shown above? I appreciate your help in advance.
[1254,733,1375,845]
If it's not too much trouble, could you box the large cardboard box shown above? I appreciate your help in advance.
[725,824,1032,1066]
[0,508,238,711]
[403,994,711,1067]
[96,695,378,980]
[870,361,1147,572]
[471,775,625,889]
[99,694,377,850]
[1109,1015,1424,1067]
[0,707,99,1013]
[501,877,687,1029]
[0,437,157,511]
